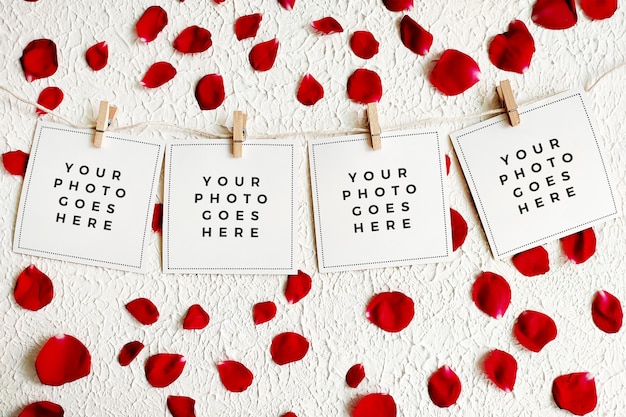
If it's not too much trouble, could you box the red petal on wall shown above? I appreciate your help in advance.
[382,0,413,12]
[350,31,380,59]
[173,26,212,54]
[429,49,480,96]
[514,310,557,352]
[145,354,186,388]
[365,291,414,332]
[285,270,312,303]
[400,15,433,56]
[249,39,279,71]
[14,265,53,311]
[85,41,108,71]
[581,0,617,19]
[253,301,277,325]
[346,364,366,388]
[36,87,64,115]
[20,39,58,82]
[488,20,535,74]
[512,246,550,277]
[483,350,517,392]
[282,413,297,417]
[347,69,383,104]
[152,203,163,234]
[592,290,623,333]
[217,360,254,392]
[167,396,196,417]
[118,341,145,366]
[195,74,225,110]
[278,0,295,10]
[141,62,176,88]
[18,401,64,417]
[312,17,343,34]
[183,304,210,330]
[213,0,225,4]
[531,0,578,29]
[428,366,461,408]
[552,373,597,415]
[472,271,511,319]
[3,150,29,176]
[450,208,468,251]
[126,298,159,325]
[560,228,596,264]
[235,14,262,40]
[270,332,309,365]
[297,74,324,106]
[35,334,91,386]
[352,393,397,417]
[136,6,168,42]
[445,155,451,175]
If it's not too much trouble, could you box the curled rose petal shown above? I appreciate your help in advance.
[253,301,277,325]
[141,62,177,88]
[445,155,451,175]
[347,69,382,104]
[532,0,578,30]
[213,0,225,3]
[21,39,58,82]
[126,297,159,325]
[352,393,397,417]
[35,334,91,386]
[195,74,225,110]
[14,265,53,311]
[118,341,145,366]
[167,396,195,417]
[136,6,168,42]
[3,150,29,176]
[249,39,279,71]
[514,310,557,352]
[560,228,596,264]
[18,401,64,417]
[85,41,108,71]
[450,208,468,251]
[400,15,433,56]
[592,290,623,333]
[350,31,379,59]
[483,349,517,392]
[235,14,262,40]
[429,49,480,96]
[346,364,366,388]
[488,20,535,74]
[512,246,550,277]
[173,26,212,54]
[297,74,324,106]
[581,0,617,19]
[382,0,413,12]
[278,0,295,10]
[217,360,254,392]
[552,373,597,415]
[183,304,210,330]
[428,366,461,408]
[270,332,309,365]
[152,203,163,234]
[365,291,414,332]
[312,17,343,34]
[285,270,312,303]
[472,272,511,319]
[36,87,64,115]
[145,353,186,388]
[282,413,297,417]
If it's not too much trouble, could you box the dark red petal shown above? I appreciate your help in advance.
[445,155,451,175]
[213,0,225,3]
[560,228,596,264]
[235,14,262,40]
[173,26,212,54]
[141,62,177,88]
[382,0,413,12]
[297,74,324,106]
[512,246,550,277]
[270,332,309,365]
[399,15,433,56]
[428,366,461,408]
[3,150,29,176]
[14,265,53,311]
[152,203,163,234]
[285,270,312,303]
[350,31,379,59]
[429,49,480,96]
[18,401,64,417]
[195,74,225,110]
[253,301,277,325]
[20,39,58,82]
[126,298,159,325]
[183,304,210,330]
[35,334,91,386]
[581,0,617,19]
[278,0,295,10]
[514,310,557,352]
[365,291,414,332]
[36,87,64,115]
[592,290,623,333]
[118,341,145,366]
[145,353,186,388]
[167,396,196,417]
[483,350,517,392]
[85,41,108,71]
[347,69,383,104]
[282,413,297,417]
[312,17,343,34]
[352,393,396,417]
[346,364,365,388]
[488,20,536,74]
[217,360,254,392]
[249,39,279,71]
[552,373,597,415]
[450,208,468,252]
[136,6,168,42]
[471,271,511,319]
[532,0,578,29]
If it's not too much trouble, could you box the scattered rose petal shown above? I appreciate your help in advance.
[561,228,596,264]
[152,203,163,233]
[285,270,312,303]
[450,208,468,251]
[195,74,225,110]
[445,155,451,175]
[18,401,64,417]
[183,304,210,330]
[14,265,53,311]
[350,31,379,59]
[249,39,279,71]
[430,49,480,96]
[217,360,254,392]
[145,353,186,388]
[382,0,413,12]
[253,301,277,325]
[35,334,91,386]
[472,271,511,319]
[173,26,212,54]
[312,17,343,34]
[20,39,58,82]
[126,297,159,325]
[365,291,414,332]
[141,62,176,88]
[552,373,597,415]
[581,0,617,19]
[85,41,108,71]
[36,87,63,115]
[400,15,433,56]
[270,332,309,365]
[514,310,558,352]
[346,364,365,388]
[297,74,324,106]
[167,396,195,417]
[352,393,397,417]
[235,14,262,40]
[136,6,168,42]
[278,0,295,10]
[592,290,623,333]
[282,413,297,417]
[488,20,535,74]
[3,150,29,176]
[347,69,383,104]
[118,341,145,366]
[512,246,550,277]
[483,349,517,392]
[428,366,461,408]
[532,0,578,30]
[213,0,225,4]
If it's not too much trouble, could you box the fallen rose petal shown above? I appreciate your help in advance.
[512,246,550,277]
[183,304,210,330]
[145,354,186,388]
[483,349,517,392]
[592,290,623,333]
[312,17,343,34]
[532,0,578,30]
[347,69,383,104]
[282,413,297,417]
[514,310,557,352]
[141,62,176,88]
[35,334,91,386]
[217,360,254,392]
[195,74,225,110]
[366,291,414,332]
[561,228,596,264]
[126,298,159,325]
[445,155,451,175]
[382,0,413,12]
[18,401,64,417]
[249,39,279,71]
[350,31,379,59]
[235,14,262,40]
[430,49,480,96]
[581,0,617,19]
[400,15,433,56]
[352,393,397,417]
[472,272,511,319]
[278,0,295,10]
[14,265,53,311]
[450,208,468,251]
[3,150,29,176]
[346,364,366,388]
[552,373,597,415]
[270,332,309,365]
[297,74,324,106]
[136,6,168,42]
[167,396,195,417]
[213,0,225,3]
[173,26,212,54]
[152,203,163,233]
[285,270,312,303]
[85,41,108,71]
[253,301,277,325]
[428,366,461,408]
[118,341,145,366]
[21,39,58,82]
[488,20,535,74]
[36,87,63,115]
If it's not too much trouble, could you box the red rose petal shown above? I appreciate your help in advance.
[35,334,91,386]
[173,26,212,54]
[488,20,535,74]
[249,39,279,71]
[285,270,312,303]
[20,39,58,82]
[382,0,413,12]
[141,62,176,88]
[347,69,383,104]
[552,373,597,415]
[183,304,210,330]
[352,393,397,417]
[512,246,550,277]
[36,87,63,115]
[581,0,617,19]
[450,208,468,252]
[18,401,64,417]
[483,349,517,392]
[297,74,324,106]
[278,0,295,10]
[253,301,277,325]
[350,31,379,59]
[136,6,168,42]
[195,74,225,110]
[118,341,145,366]
[85,41,108,71]
[365,291,414,332]
[428,366,461,408]
[400,15,433,56]
[312,17,343,34]
[430,49,480,96]
[152,203,163,234]
[3,150,29,176]
[235,14,262,40]
[282,413,297,417]
[561,228,596,264]
[270,332,309,365]
[514,310,557,352]
[217,360,254,392]
[213,0,225,4]
[126,298,159,325]
[167,396,196,417]
[532,0,578,30]
[145,353,186,388]
[445,155,451,175]
[592,290,623,333]
[14,265,53,311]
[472,271,511,319]
[346,364,366,388]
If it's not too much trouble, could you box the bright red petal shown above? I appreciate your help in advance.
[20,39,58,82]
[217,360,254,392]
[285,270,312,303]
[282,413,297,417]
[36,87,63,115]
[430,49,480,96]
[365,291,414,332]
[312,17,343,34]
[85,41,108,71]
[2,150,29,176]
[126,298,159,325]
[450,208,468,252]
[297,74,324,106]
[346,364,365,388]
[445,155,451,175]
[253,301,277,325]
[141,62,176,88]
[278,0,295,10]
[18,401,64,417]
[213,0,225,3]
[118,341,145,366]
[35,334,91,386]
[592,290,623,333]
[195,74,225,110]
[560,228,596,264]
[145,354,186,388]
[483,350,517,392]
[350,31,379,59]
[514,310,557,352]
[136,6,168,42]
[552,373,597,415]
[173,26,212,54]
[249,39,279,71]
[14,265,53,311]
[167,396,196,417]
[428,366,461,408]
[488,20,535,74]
[532,0,578,30]
[352,393,396,417]
[270,332,309,365]
[382,0,413,12]
[183,304,210,330]
[235,14,262,40]
[472,272,511,319]
[347,69,383,104]
[400,15,433,56]
[152,203,163,234]
[581,0,617,19]
[512,246,550,277]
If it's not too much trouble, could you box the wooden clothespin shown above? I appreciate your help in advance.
[496,80,520,127]
[232,110,247,158]
[366,102,382,150]
[93,101,117,148]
